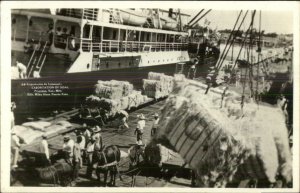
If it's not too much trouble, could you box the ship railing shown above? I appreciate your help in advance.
[12,28,49,44]
[83,39,188,53]
[81,38,92,52]
[82,9,98,21]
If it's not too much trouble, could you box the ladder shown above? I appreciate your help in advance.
[27,41,48,77]
[175,62,185,74]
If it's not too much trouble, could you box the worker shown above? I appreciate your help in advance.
[91,125,102,151]
[73,136,82,182]
[76,130,86,151]
[39,134,50,166]
[82,123,91,148]
[62,135,75,165]
[33,67,40,78]
[16,61,27,79]
[119,114,129,131]
[134,114,146,144]
[151,113,160,136]
[11,131,21,168]
[85,137,95,179]
[11,102,16,129]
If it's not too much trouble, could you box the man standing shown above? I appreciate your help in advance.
[91,126,102,151]
[62,135,75,165]
[135,114,146,144]
[11,131,21,168]
[11,102,16,129]
[151,113,160,136]
[73,136,82,183]
[85,137,95,179]
[39,134,50,166]
[82,123,91,148]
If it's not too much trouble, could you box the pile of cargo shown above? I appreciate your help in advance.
[143,72,174,99]
[12,120,72,144]
[152,76,292,187]
[86,80,149,117]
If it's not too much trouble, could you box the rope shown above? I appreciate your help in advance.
[189,9,212,28]
[216,11,249,72]
[188,9,204,26]
[215,10,243,70]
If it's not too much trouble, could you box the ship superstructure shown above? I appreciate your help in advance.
[11,8,191,78]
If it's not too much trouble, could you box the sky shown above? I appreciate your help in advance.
[183,10,293,34]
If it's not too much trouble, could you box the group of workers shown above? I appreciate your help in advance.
[11,111,160,183]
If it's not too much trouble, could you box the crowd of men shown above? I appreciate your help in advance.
[11,110,160,184]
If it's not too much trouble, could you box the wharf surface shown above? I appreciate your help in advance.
[19,99,189,187]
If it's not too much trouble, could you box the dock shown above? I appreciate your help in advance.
[18,98,189,187]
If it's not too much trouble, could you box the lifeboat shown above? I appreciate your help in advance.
[119,9,148,26]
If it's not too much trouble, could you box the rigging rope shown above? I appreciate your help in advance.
[189,9,212,28]
[215,10,243,70]
[188,9,204,26]
[216,10,249,72]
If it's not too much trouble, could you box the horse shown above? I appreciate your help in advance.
[92,145,121,186]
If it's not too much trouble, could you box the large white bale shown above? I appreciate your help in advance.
[153,76,292,187]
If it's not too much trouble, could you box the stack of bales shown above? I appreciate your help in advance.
[151,76,292,187]
[86,80,149,117]
[143,72,174,99]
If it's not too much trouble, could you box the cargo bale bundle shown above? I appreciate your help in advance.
[152,77,292,187]
[128,91,148,109]
[94,84,123,100]
[143,79,166,99]
[97,80,134,97]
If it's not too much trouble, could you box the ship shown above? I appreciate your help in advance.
[11,8,218,119]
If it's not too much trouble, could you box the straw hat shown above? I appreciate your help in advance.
[93,126,101,133]
[138,114,145,120]
[154,113,159,117]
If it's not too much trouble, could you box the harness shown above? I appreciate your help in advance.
[96,148,118,168]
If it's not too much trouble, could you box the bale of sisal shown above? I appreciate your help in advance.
[22,121,51,132]
[120,96,129,110]
[152,77,292,187]
[94,84,123,99]
[97,80,134,97]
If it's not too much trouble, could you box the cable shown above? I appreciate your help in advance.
[215,10,243,70]
[190,9,212,28]
[216,11,249,71]
[188,9,204,26]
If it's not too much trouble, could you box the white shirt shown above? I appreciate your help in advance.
[86,142,95,153]
[11,134,21,148]
[79,135,86,150]
[137,120,146,131]
[40,139,50,159]
[152,118,160,129]
[33,71,40,78]
[63,139,75,157]
[17,62,27,72]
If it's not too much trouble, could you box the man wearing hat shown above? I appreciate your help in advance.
[151,113,160,136]
[39,134,50,166]
[134,114,146,144]
[62,135,75,165]
[91,125,102,151]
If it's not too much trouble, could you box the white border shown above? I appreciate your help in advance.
[1,1,300,193]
